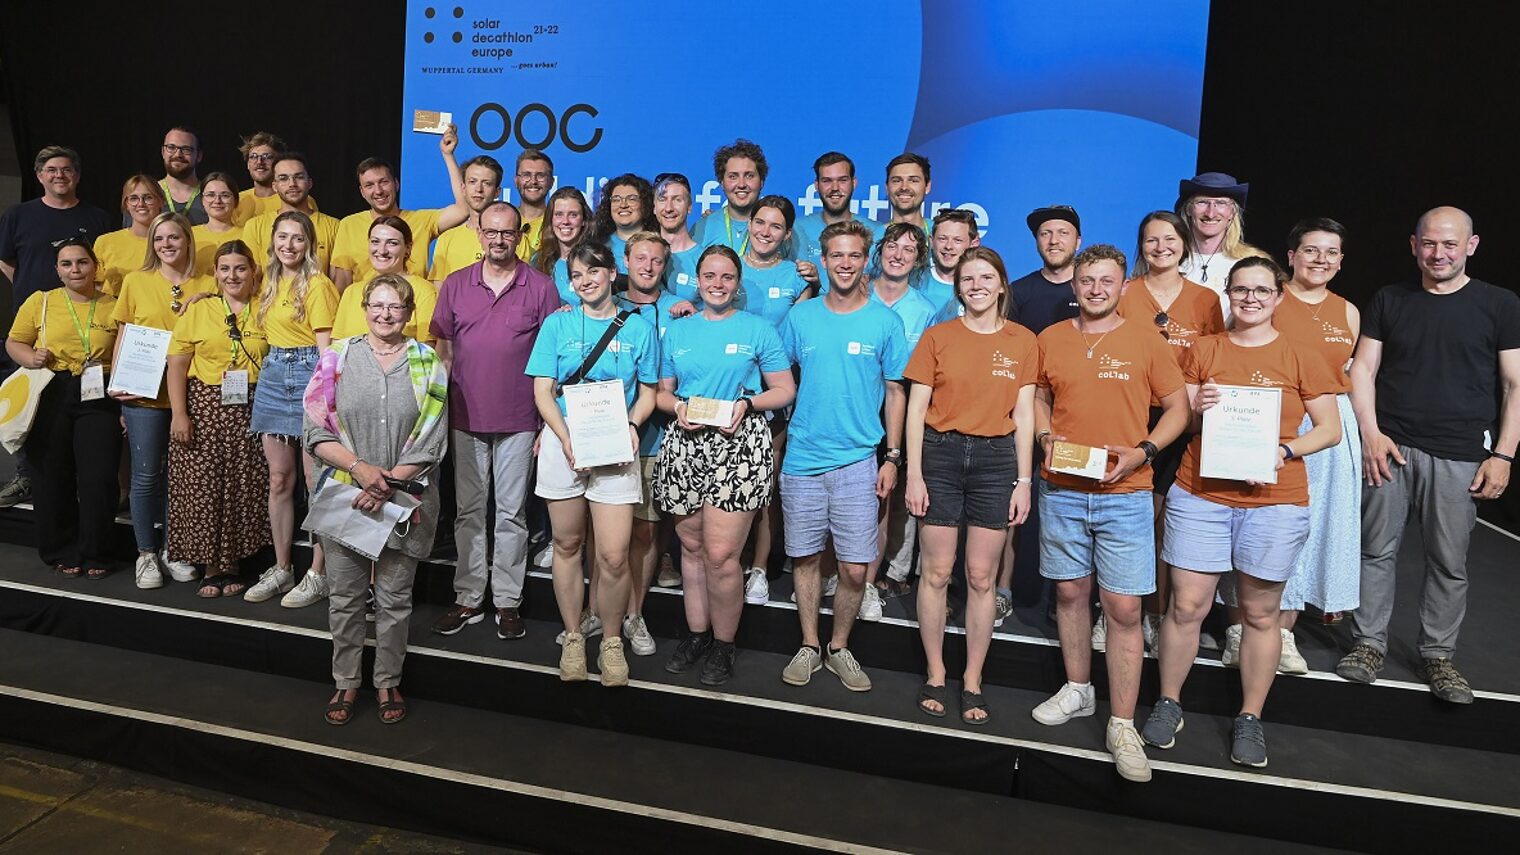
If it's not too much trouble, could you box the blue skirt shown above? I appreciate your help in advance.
[1280,393,1362,612]
[249,345,318,437]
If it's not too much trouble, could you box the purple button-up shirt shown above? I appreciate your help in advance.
[431,260,561,433]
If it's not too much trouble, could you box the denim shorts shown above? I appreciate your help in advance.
[919,428,1018,529]
[250,346,318,437]
[1160,484,1310,582]
[1038,480,1155,596]
[781,455,878,563]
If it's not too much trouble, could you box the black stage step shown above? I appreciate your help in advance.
[0,629,1345,854]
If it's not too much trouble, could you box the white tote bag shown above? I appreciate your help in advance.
[0,291,56,453]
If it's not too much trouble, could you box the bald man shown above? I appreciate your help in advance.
[1336,207,1520,703]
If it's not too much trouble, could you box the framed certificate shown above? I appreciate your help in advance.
[563,379,635,468]
[106,324,173,399]
[1201,385,1283,483]
[1048,440,1107,480]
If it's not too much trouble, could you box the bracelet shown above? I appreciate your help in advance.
[1280,443,1296,461]
[1490,450,1515,463]
[1137,440,1159,465]
[629,420,640,429]
[738,396,754,414]
[346,456,366,474]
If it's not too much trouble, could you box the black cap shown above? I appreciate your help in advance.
[1026,205,1080,235]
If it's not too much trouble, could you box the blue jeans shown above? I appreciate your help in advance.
[1037,480,1155,596]
[122,404,171,552]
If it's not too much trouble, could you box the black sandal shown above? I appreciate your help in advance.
[86,565,111,580]
[917,683,948,718]
[325,690,356,726]
[197,577,226,599]
[57,565,83,578]
[960,690,991,726]
[377,688,407,725]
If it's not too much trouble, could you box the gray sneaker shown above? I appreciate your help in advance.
[825,647,872,692]
[1230,713,1269,768]
[781,646,822,686]
[0,475,31,508]
[1335,643,1385,684]
[1418,657,1474,705]
[1141,696,1185,749]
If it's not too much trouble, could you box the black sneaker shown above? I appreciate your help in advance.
[664,630,713,674]
[699,640,737,686]
[1418,657,1474,704]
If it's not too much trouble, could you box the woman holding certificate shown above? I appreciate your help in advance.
[5,238,121,579]
[165,240,271,596]
[304,273,449,725]
[526,242,658,687]
[531,186,594,306]
[242,211,340,609]
[653,245,795,686]
[112,211,215,590]
[1142,257,1342,769]
[903,247,1038,724]
[330,217,438,344]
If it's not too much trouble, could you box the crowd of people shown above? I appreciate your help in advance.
[1,127,1515,780]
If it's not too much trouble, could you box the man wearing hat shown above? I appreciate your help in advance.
[1008,205,1082,332]
[1174,172,1269,317]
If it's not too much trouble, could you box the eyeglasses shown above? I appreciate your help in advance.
[203,191,235,202]
[40,166,78,176]
[162,143,197,156]
[1295,246,1342,261]
[365,302,409,314]
[609,194,638,205]
[125,193,159,205]
[1225,285,1279,300]
[170,283,184,314]
[247,152,277,163]
[516,170,550,182]
[481,228,518,241]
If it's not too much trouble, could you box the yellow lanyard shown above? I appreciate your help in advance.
[724,207,750,255]
[63,295,98,360]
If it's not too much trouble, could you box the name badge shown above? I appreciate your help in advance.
[80,362,105,401]
[222,370,249,405]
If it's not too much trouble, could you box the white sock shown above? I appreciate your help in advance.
[1109,716,1133,728]
[1070,681,1093,694]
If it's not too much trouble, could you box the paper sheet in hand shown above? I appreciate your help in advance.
[106,324,172,398]
[564,379,634,468]
[1048,440,1107,480]
[1201,385,1282,483]
[685,396,735,428]
[304,481,420,561]
[413,110,453,134]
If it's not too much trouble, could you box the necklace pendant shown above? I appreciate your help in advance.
[1086,349,1094,359]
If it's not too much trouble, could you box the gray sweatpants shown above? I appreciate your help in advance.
[326,539,419,690]
[1351,443,1479,659]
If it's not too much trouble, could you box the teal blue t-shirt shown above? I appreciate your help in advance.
[616,291,686,456]
[524,306,658,417]
[739,260,809,328]
[693,206,750,253]
[916,269,956,314]
[871,285,937,348]
[779,298,909,476]
[664,241,703,303]
[659,310,789,402]
[551,258,578,306]
[794,211,885,267]
[928,296,965,326]
[608,233,630,274]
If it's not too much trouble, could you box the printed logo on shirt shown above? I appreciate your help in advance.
[1161,318,1201,347]
[991,350,1019,381]
[606,340,622,354]
[671,346,693,359]
[846,341,877,356]
[1097,354,1131,381]
[1319,320,1354,346]
[1248,370,1285,388]
[724,343,739,354]
[676,273,690,285]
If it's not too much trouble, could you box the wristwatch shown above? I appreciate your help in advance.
[1137,440,1159,465]
[884,447,904,468]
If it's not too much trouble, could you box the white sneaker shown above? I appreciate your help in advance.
[1031,682,1096,726]
[1221,623,1243,668]
[280,571,330,608]
[244,565,294,603]
[744,567,769,604]
[1106,718,1153,783]
[161,550,199,582]
[858,583,883,622]
[557,610,604,645]
[623,614,656,656]
[655,559,681,588]
[824,574,838,598]
[134,552,164,590]
[1198,629,1222,651]
[1278,627,1309,675]
[532,545,553,569]
[1090,612,1107,652]
[1142,613,1161,655]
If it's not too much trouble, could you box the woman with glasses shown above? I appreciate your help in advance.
[93,175,165,296]
[112,211,215,589]
[1142,257,1341,770]
[242,211,340,608]
[331,217,439,344]
[191,173,243,275]
[305,273,449,725]
[5,238,121,579]
[653,174,702,304]
[586,173,658,274]
[165,240,272,596]
[1119,211,1225,648]
[532,186,594,305]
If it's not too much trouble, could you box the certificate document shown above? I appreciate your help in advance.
[685,395,735,428]
[1201,385,1283,483]
[1049,440,1107,480]
[106,324,173,399]
[564,379,634,468]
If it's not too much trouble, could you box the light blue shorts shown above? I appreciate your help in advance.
[1038,480,1155,596]
[780,455,879,564]
[1160,484,1310,582]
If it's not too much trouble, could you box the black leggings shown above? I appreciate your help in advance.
[24,372,122,569]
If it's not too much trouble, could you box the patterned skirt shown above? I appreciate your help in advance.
[654,413,773,515]
[1281,393,1362,612]
[167,379,272,576]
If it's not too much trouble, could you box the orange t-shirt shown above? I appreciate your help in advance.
[1037,317,1185,493]
[1119,277,1224,406]
[1174,333,1341,507]
[903,318,1040,436]
[1273,289,1354,394]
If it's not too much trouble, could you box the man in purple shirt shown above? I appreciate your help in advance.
[430,201,561,639]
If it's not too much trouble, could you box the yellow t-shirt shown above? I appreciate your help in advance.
[168,297,271,385]
[260,273,339,348]
[331,208,444,280]
[92,228,148,297]
[516,215,544,263]
[241,208,341,273]
[111,270,217,407]
[330,273,438,344]
[191,223,244,276]
[429,224,484,281]
[7,289,119,374]
[235,190,318,226]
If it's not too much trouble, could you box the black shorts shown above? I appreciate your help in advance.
[918,427,1019,530]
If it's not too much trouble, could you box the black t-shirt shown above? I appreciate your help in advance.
[0,198,113,304]
[1008,269,1078,332]
[1362,278,1520,461]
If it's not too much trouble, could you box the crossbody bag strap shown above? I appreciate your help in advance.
[557,309,632,396]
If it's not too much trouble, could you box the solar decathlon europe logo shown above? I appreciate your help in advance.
[419,6,538,64]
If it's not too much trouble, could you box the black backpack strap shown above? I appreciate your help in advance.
[556,309,633,396]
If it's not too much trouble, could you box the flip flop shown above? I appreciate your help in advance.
[960,689,991,726]
[86,566,111,580]
[57,565,84,578]
[917,683,948,718]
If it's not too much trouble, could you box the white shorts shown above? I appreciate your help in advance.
[534,427,642,505]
